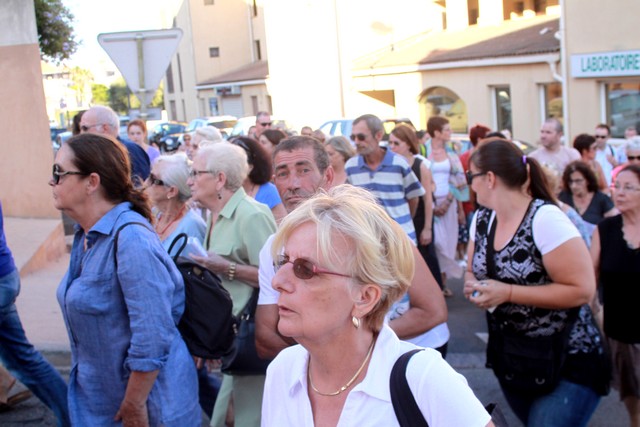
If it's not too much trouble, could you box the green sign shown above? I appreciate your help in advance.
[571,50,640,78]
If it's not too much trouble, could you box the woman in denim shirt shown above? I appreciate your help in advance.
[51,134,200,426]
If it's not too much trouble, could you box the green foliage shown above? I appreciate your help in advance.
[35,0,78,63]
[91,84,109,106]
[108,79,131,115]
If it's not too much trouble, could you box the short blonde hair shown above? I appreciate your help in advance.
[198,143,248,191]
[272,184,414,331]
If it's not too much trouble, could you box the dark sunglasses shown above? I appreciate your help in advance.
[466,170,486,185]
[275,254,351,280]
[148,174,166,186]
[627,155,640,161]
[350,133,366,142]
[259,122,272,127]
[594,135,608,139]
[52,164,87,185]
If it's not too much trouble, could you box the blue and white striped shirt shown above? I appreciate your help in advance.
[346,149,425,243]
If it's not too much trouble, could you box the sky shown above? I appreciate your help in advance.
[62,0,179,73]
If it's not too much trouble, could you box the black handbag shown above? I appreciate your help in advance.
[484,217,576,396]
[220,288,272,375]
[390,349,508,427]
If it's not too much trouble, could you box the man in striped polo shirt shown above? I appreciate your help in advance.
[345,114,425,243]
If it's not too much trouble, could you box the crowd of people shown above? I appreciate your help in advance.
[1,104,638,427]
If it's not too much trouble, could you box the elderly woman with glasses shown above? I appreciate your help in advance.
[591,164,640,427]
[50,133,200,426]
[188,142,276,427]
[146,153,206,255]
[262,185,491,426]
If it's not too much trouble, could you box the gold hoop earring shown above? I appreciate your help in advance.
[352,316,360,329]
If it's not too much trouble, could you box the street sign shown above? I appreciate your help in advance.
[97,29,183,115]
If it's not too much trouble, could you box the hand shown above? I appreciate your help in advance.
[465,279,511,310]
[434,200,450,217]
[191,252,228,275]
[419,228,432,246]
[115,399,149,427]
[606,153,616,166]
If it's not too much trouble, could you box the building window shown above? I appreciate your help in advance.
[209,97,219,116]
[251,96,258,115]
[177,54,184,93]
[419,86,468,133]
[169,100,177,120]
[209,47,220,58]
[166,63,175,94]
[543,82,563,124]
[254,40,261,61]
[605,82,640,138]
[494,86,512,134]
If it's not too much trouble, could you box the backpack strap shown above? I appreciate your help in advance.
[390,349,428,427]
[113,221,152,269]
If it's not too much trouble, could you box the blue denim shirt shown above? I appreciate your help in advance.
[57,202,200,426]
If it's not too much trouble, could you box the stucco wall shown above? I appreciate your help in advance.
[0,1,59,218]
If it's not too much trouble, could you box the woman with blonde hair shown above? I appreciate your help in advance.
[262,185,491,426]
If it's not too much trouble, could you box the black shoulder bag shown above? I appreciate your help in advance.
[390,349,508,427]
[484,217,577,396]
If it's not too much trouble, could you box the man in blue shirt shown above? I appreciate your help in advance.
[345,114,425,243]
[80,106,150,186]
[0,202,69,425]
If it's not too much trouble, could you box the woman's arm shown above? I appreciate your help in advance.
[114,370,159,426]
[388,245,447,339]
[419,162,433,245]
[191,253,260,287]
[469,237,595,310]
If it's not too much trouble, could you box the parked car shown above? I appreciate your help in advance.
[149,121,187,152]
[186,115,238,139]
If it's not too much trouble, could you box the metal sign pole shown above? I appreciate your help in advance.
[136,33,147,119]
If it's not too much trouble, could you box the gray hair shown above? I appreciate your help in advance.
[90,105,119,136]
[195,126,223,146]
[627,136,640,152]
[325,136,356,163]
[154,152,192,202]
[353,114,384,137]
[198,143,249,191]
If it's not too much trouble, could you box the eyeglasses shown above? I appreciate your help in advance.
[466,170,486,185]
[568,178,585,185]
[627,155,640,161]
[613,184,640,193]
[189,169,212,178]
[594,135,608,139]
[80,123,103,133]
[148,174,166,186]
[259,122,272,127]
[350,133,367,142]
[52,164,87,185]
[275,254,351,280]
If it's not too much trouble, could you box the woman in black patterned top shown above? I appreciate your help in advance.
[463,139,609,427]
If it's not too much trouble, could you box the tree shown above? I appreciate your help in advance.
[91,84,109,106]
[35,0,78,63]
[69,66,93,108]
[108,79,132,115]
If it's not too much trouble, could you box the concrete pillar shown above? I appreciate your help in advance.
[0,0,58,218]
[477,0,504,26]
[446,0,469,31]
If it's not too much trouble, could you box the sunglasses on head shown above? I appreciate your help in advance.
[275,254,351,280]
[350,133,366,142]
[51,164,87,185]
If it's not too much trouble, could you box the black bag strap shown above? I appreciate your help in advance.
[167,232,188,262]
[486,215,498,278]
[113,221,152,268]
[390,349,429,427]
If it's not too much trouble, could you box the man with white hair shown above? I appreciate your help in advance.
[79,106,150,185]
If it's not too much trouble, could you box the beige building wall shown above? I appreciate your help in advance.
[0,0,58,218]
[563,0,640,140]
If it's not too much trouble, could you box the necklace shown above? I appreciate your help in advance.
[308,337,376,397]
[156,204,187,237]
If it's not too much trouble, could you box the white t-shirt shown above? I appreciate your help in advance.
[431,158,451,198]
[469,203,580,254]
[258,234,278,305]
[261,325,490,427]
